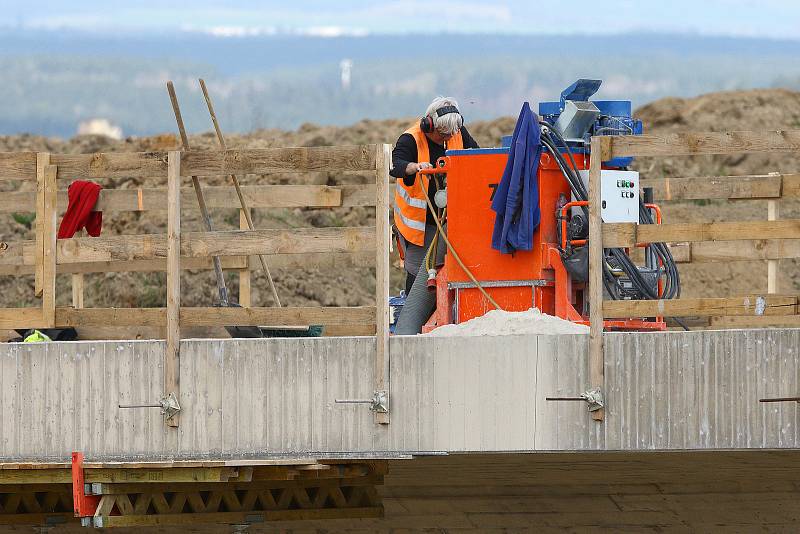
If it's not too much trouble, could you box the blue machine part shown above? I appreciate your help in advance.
[388,291,406,333]
[538,79,642,168]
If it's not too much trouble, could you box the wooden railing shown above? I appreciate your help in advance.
[587,130,800,420]
[0,144,392,425]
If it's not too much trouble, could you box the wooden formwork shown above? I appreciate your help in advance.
[0,459,386,528]
[0,144,393,425]
[587,129,800,420]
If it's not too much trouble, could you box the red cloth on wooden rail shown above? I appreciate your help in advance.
[57,181,103,238]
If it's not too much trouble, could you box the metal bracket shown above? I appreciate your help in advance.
[335,390,389,413]
[546,387,605,412]
[118,392,181,421]
[71,452,100,525]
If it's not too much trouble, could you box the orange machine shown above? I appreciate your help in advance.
[419,147,666,333]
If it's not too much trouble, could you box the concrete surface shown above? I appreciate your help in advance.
[0,329,798,460]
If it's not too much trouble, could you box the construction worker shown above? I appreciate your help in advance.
[391,97,479,293]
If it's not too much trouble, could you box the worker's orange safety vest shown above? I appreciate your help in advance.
[394,124,463,246]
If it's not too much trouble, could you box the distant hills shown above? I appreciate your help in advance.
[1,29,799,137]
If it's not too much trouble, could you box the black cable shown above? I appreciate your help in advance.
[539,127,681,304]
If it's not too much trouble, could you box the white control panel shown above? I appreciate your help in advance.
[576,169,639,223]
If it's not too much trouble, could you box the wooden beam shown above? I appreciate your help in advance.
[33,152,49,297]
[610,129,800,158]
[54,227,376,263]
[0,251,374,274]
[374,144,391,425]
[94,507,383,528]
[603,295,798,318]
[180,146,378,174]
[588,136,608,422]
[72,273,85,308]
[0,308,43,329]
[710,315,800,328]
[782,173,800,198]
[768,200,779,293]
[165,150,181,428]
[0,184,359,213]
[603,220,800,248]
[238,209,251,307]
[641,174,783,201]
[667,242,691,263]
[47,306,377,328]
[42,165,58,327]
[0,151,37,181]
[669,240,800,263]
[84,466,236,483]
[37,146,377,180]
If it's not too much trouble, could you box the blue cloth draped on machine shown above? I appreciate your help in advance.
[490,102,543,254]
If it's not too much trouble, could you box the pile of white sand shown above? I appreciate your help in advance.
[426,308,589,337]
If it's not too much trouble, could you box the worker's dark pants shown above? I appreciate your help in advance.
[401,224,438,295]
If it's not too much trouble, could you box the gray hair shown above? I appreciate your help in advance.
[425,96,463,135]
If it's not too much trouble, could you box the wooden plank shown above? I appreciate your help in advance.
[39,146,376,180]
[165,151,181,428]
[588,137,608,421]
[34,152,50,296]
[84,466,235,484]
[50,152,168,180]
[0,308,43,329]
[610,129,800,158]
[0,151,37,181]
[668,242,691,263]
[94,507,383,527]
[52,306,376,328]
[238,209,251,307]
[672,240,800,263]
[323,324,376,336]
[181,146,377,174]
[768,200,779,293]
[55,227,376,263]
[641,174,783,201]
[603,220,800,248]
[603,295,798,318]
[0,513,75,525]
[0,469,70,484]
[375,144,391,425]
[710,316,800,328]
[782,173,800,198]
[42,164,58,327]
[72,273,85,308]
[0,184,373,213]
[0,251,374,274]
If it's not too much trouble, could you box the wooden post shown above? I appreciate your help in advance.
[588,137,608,422]
[72,274,85,309]
[238,208,251,307]
[768,199,779,294]
[165,151,181,427]
[374,144,392,425]
[42,165,58,328]
[34,153,50,298]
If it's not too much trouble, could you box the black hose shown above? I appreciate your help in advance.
[394,229,448,335]
[539,128,681,303]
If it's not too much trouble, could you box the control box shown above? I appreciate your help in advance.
[575,169,639,223]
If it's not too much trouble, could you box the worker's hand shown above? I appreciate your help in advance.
[406,162,432,175]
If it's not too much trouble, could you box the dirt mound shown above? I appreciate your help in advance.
[1,87,798,317]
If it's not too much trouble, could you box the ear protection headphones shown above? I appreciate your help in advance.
[420,105,463,133]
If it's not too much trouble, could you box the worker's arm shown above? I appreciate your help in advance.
[391,133,430,186]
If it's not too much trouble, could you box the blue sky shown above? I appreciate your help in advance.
[1,0,798,39]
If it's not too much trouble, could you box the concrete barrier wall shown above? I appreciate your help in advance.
[0,329,797,460]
